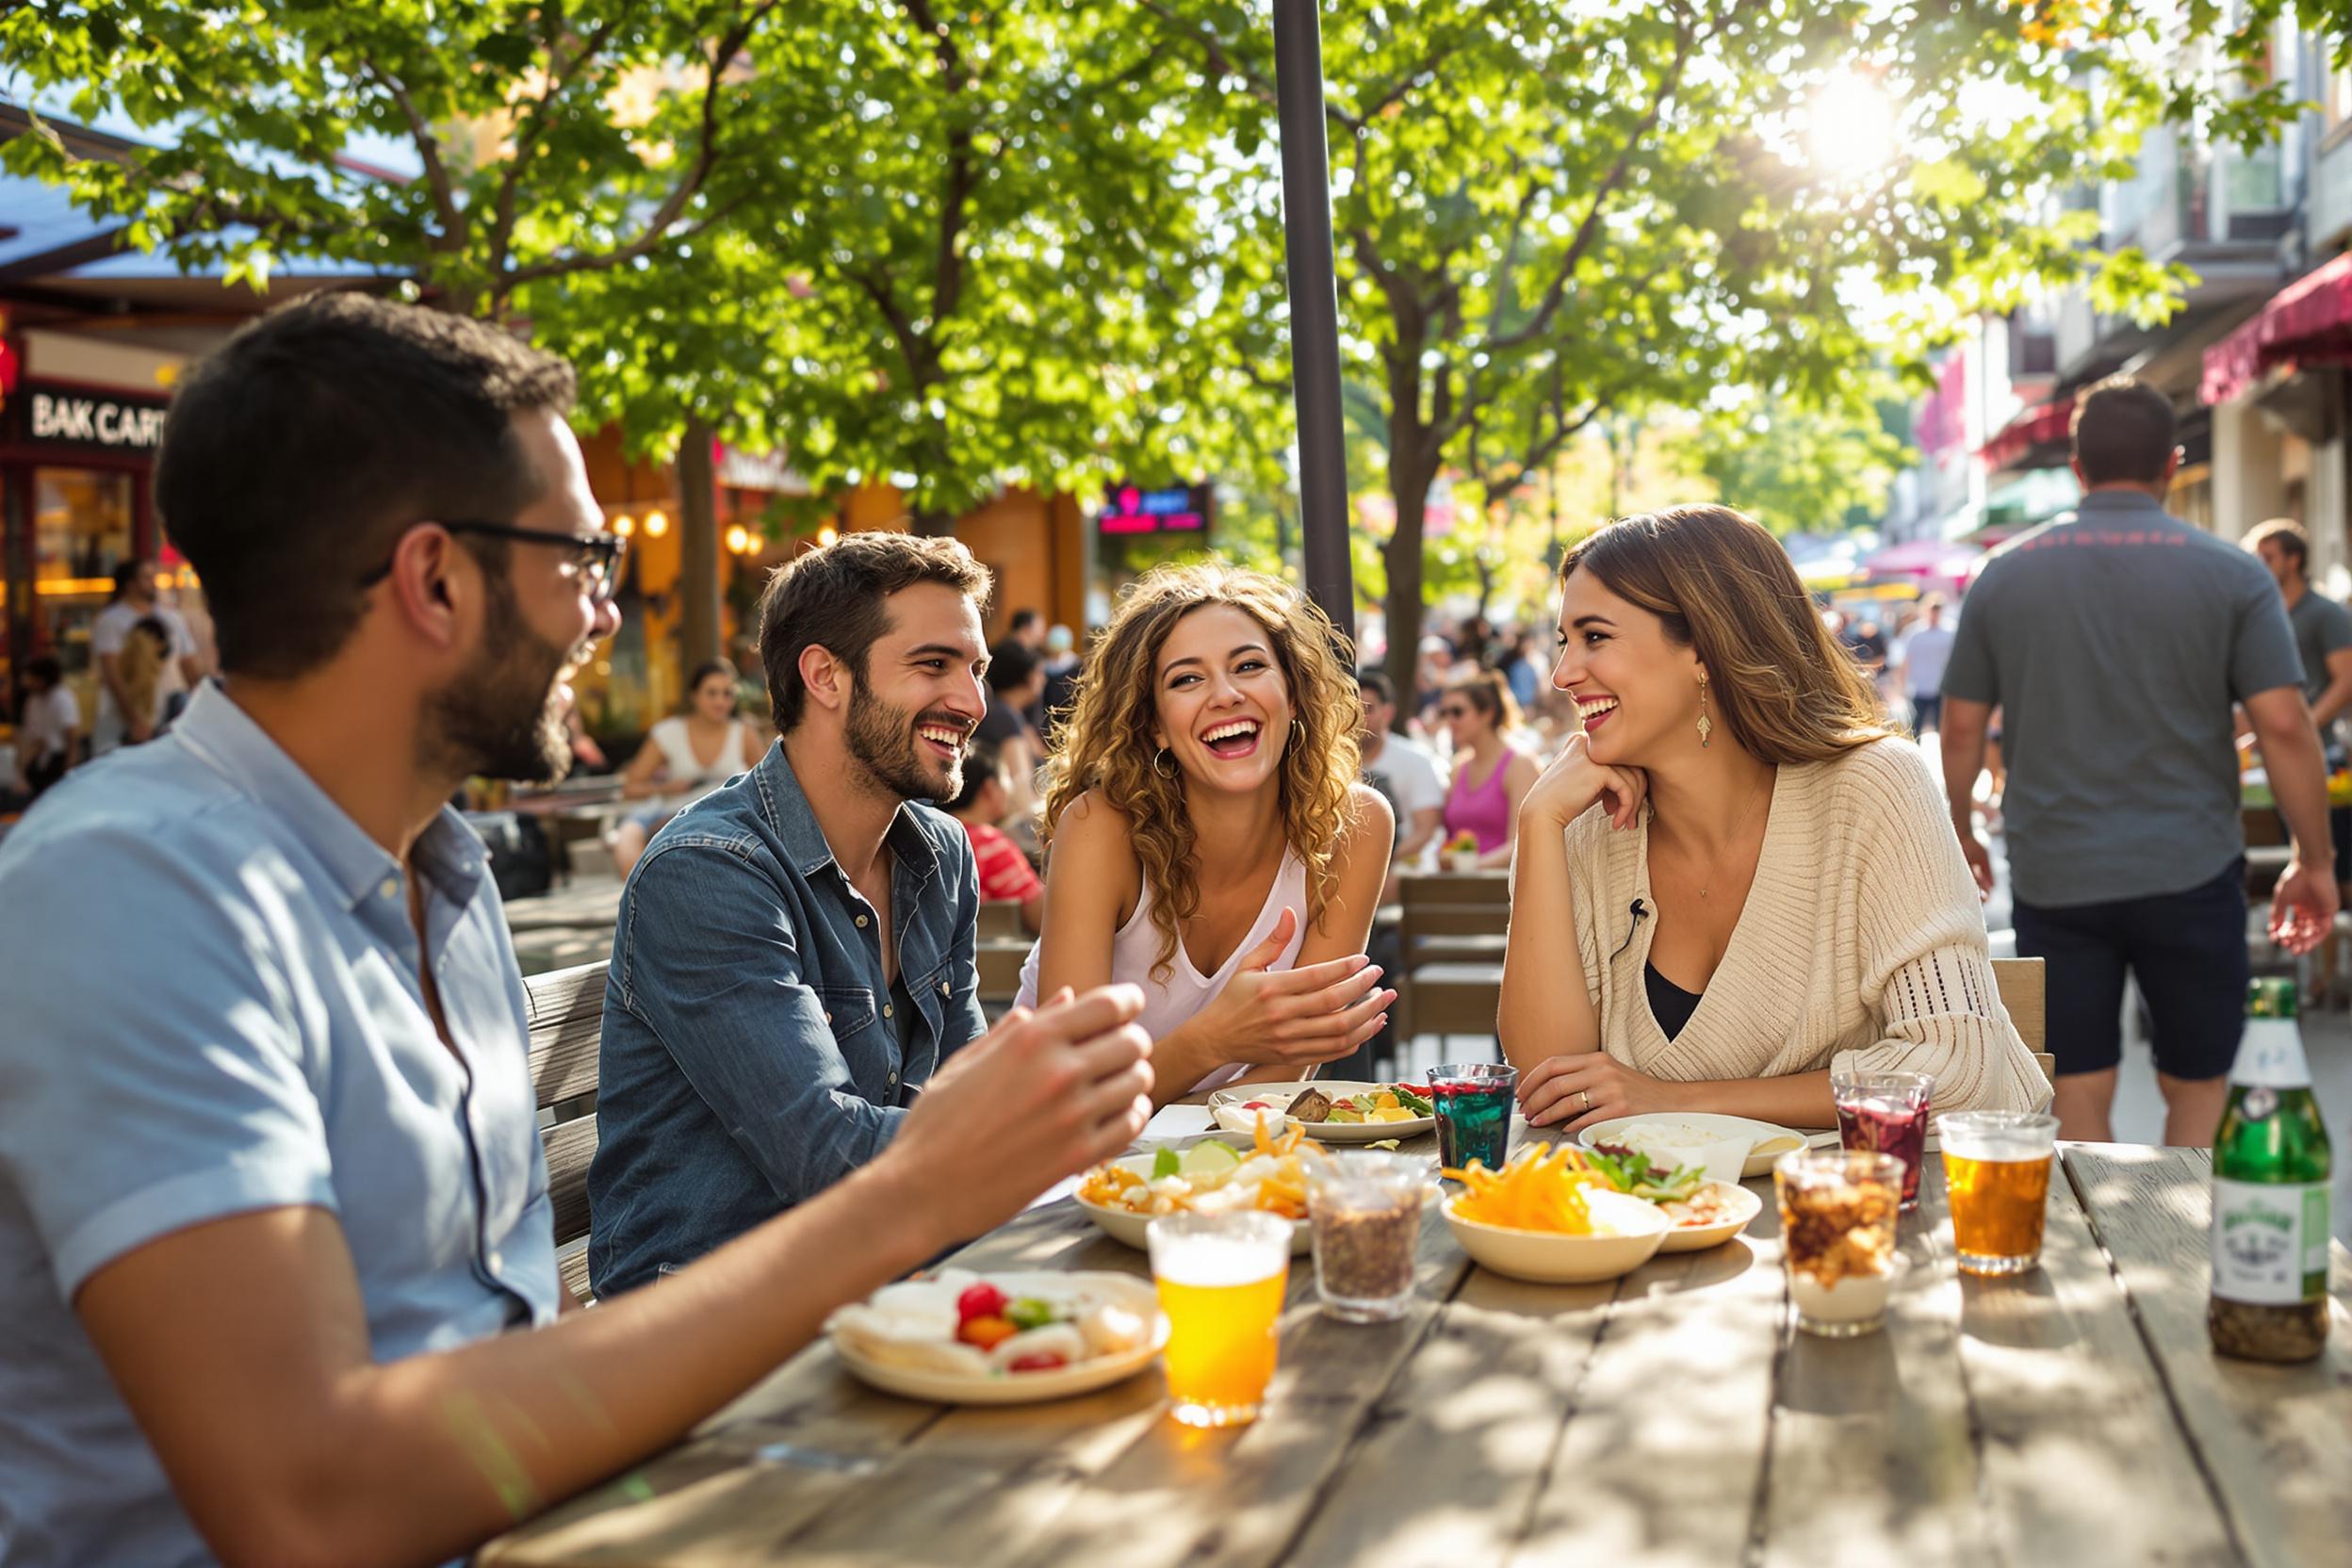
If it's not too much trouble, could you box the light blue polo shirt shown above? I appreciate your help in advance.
[0,683,559,1566]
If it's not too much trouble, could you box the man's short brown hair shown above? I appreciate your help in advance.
[2069,375,2177,488]
[758,533,990,731]
[2246,517,2310,573]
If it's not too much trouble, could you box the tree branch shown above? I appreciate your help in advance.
[488,1,644,277]
[1483,13,1697,355]
[362,58,466,252]
[493,0,779,302]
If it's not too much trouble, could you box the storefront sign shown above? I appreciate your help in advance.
[1100,481,1213,537]
[10,380,169,454]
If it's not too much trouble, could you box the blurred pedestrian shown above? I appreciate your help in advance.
[610,658,760,878]
[1005,606,1045,651]
[2246,516,2352,919]
[1942,375,2337,1145]
[90,560,201,753]
[1895,596,1956,734]
[946,741,1044,934]
[1439,669,1539,869]
[1356,667,1446,885]
[1037,622,1082,740]
[10,655,79,800]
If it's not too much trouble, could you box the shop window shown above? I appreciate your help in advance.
[31,467,135,727]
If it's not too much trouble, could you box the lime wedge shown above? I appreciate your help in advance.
[1181,1140,1245,1180]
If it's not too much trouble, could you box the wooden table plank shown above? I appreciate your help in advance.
[2064,1143,2352,1568]
[1754,1165,1990,1568]
[1951,1145,2240,1567]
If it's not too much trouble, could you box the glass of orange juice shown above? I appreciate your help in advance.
[1146,1210,1292,1428]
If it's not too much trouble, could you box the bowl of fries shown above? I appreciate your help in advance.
[1441,1146,1672,1283]
[1073,1116,1322,1252]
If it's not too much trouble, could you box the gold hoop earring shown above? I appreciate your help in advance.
[1696,678,1713,748]
[1154,746,1177,778]
[1291,717,1305,747]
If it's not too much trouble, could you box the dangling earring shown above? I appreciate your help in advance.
[1290,717,1305,749]
[1696,676,1713,748]
[1154,746,1177,778]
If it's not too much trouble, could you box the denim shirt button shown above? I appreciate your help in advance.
[882,1004,893,1019]
[855,914,869,928]
[939,980,950,996]
[824,1011,833,1024]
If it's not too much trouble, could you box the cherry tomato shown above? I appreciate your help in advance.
[957,1315,1019,1350]
[1006,1351,1069,1372]
[956,1282,1008,1324]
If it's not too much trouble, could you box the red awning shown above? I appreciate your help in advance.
[2202,252,2352,406]
[1977,397,2073,473]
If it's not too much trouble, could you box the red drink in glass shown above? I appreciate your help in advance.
[1831,1070,1934,1213]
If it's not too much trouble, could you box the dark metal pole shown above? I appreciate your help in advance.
[1271,0,1355,650]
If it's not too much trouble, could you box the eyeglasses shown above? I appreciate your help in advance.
[359,519,629,606]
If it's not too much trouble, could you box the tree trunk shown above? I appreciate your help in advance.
[1381,445,1435,715]
[677,417,723,670]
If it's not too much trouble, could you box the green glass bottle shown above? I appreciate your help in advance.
[2208,978,2332,1363]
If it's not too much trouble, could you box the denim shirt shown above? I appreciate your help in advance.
[588,743,986,1296]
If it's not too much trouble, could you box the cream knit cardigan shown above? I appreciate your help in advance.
[1557,736,2046,1116]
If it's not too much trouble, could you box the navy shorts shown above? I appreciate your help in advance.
[2011,858,2246,1082]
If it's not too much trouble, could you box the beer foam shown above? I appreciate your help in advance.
[1152,1237,1288,1289]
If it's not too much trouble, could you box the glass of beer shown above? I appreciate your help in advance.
[1940,1111,2060,1275]
[1146,1210,1292,1428]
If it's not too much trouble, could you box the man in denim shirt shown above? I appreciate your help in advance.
[592,535,998,1294]
[0,296,1152,1568]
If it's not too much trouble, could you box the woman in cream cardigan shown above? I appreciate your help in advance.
[1500,504,2046,1131]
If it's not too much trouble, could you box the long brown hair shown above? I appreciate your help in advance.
[1041,564,1362,981]
[1560,505,1893,764]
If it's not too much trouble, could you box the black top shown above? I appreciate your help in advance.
[1644,962,1702,1041]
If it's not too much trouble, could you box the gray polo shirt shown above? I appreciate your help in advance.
[2284,587,2352,750]
[1944,490,2304,907]
[0,683,558,1565]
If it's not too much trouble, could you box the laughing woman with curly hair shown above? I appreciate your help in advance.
[1017,564,1396,1105]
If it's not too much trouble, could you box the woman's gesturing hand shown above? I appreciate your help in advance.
[1520,732,1647,834]
[1518,1050,1687,1133]
[1202,907,1396,1070]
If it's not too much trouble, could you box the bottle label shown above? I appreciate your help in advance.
[2228,1020,2312,1089]
[2211,1178,2330,1305]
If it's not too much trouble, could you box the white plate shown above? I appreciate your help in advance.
[1577,1113,1812,1180]
[1206,1080,1437,1143]
[1655,1180,1765,1252]
[1072,1152,1315,1252]
[828,1271,1168,1405]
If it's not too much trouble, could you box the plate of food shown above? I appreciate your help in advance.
[1074,1119,1323,1251]
[1206,1080,1437,1142]
[1576,1112,1809,1180]
[825,1268,1167,1405]
[1439,1145,1673,1282]
[1565,1144,1763,1252]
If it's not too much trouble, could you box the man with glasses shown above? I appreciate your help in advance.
[0,293,1152,1568]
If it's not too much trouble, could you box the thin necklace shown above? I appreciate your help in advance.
[1690,778,1772,902]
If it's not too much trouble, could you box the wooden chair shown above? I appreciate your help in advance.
[1990,956,2055,1086]
[976,900,1029,941]
[975,941,1029,1009]
[525,959,608,1305]
[1399,871,1511,906]
[1396,874,1510,1046]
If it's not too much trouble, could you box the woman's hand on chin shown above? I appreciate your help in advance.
[1518,1051,1686,1132]
[1520,733,1646,833]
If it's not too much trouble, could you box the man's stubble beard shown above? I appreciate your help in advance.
[844,678,961,805]
[424,567,581,786]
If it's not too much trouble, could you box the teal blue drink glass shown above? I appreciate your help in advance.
[1431,1062,1517,1172]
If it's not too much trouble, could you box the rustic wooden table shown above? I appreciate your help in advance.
[482,1140,2350,1568]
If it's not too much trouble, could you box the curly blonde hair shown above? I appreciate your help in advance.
[1041,564,1364,982]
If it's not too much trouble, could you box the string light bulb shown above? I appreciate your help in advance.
[643,510,670,538]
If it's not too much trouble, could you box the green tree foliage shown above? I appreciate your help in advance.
[0,1,1253,537]
[1152,0,2335,699]
[1665,391,1914,536]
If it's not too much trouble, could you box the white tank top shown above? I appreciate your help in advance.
[649,716,755,784]
[1015,847,1309,1095]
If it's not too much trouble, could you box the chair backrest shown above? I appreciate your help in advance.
[524,960,608,1253]
[1990,956,2052,1085]
[977,900,1028,941]
[975,941,1029,1006]
[1400,872,1511,908]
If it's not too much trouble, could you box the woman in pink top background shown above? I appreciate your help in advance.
[1440,669,1540,868]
